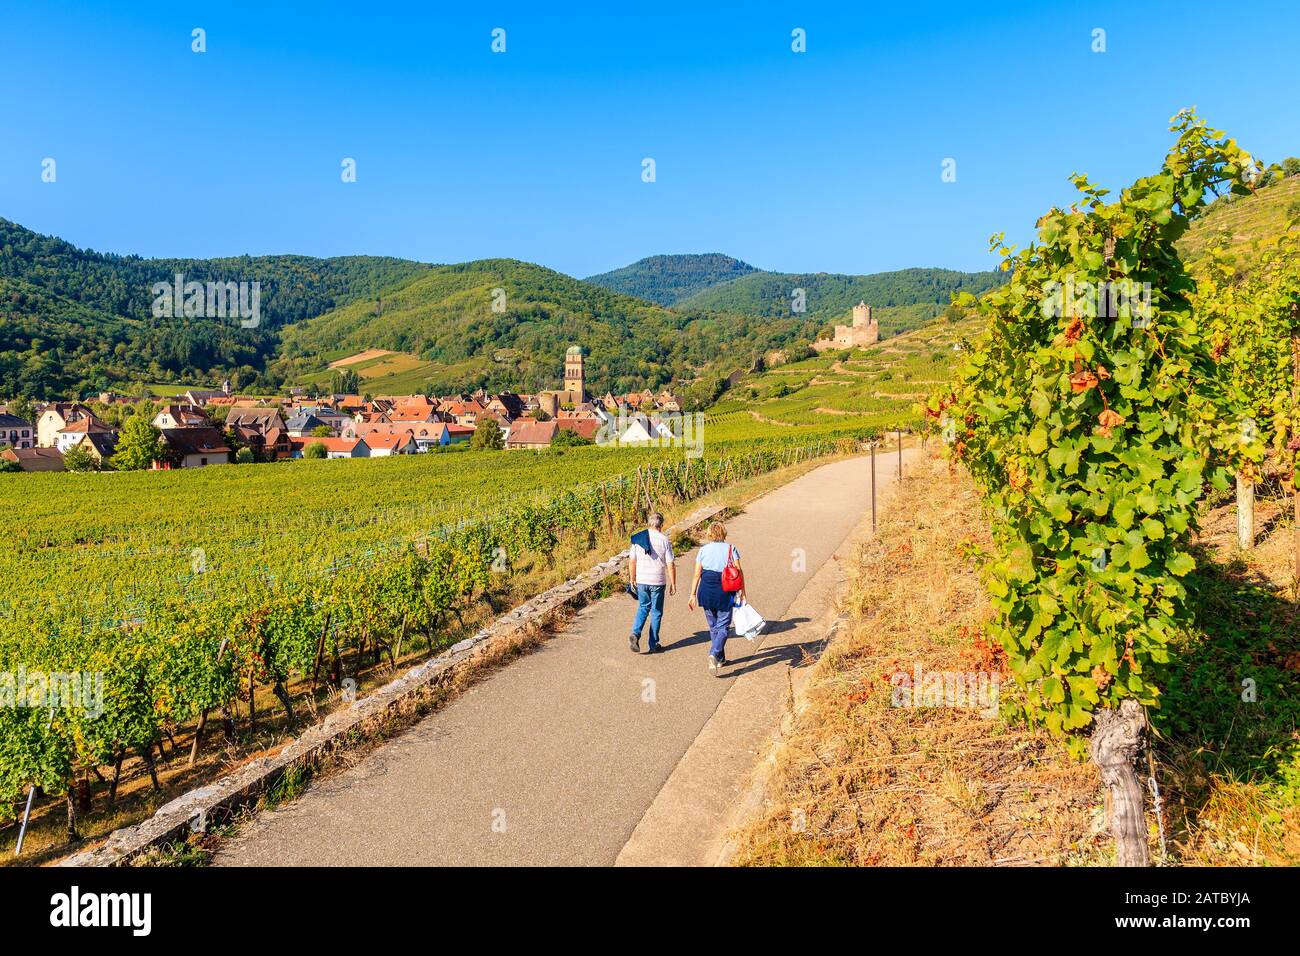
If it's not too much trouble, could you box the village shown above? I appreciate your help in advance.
[0,346,690,472]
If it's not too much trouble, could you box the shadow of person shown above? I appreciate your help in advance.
[752,616,810,636]
[660,631,712,652]
[718,619,822,678]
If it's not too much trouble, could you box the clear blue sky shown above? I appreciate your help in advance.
[2,1,1296,278]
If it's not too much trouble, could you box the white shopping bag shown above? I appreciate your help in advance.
[731,601,766,641]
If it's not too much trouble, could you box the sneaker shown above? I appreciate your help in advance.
[707,654,718,672]
[629,634,640,653]
[647,645,663,654]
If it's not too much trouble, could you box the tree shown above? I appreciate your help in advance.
[303,442,328,460]
[8,397,36,425]
[235,446,256,464]
[1282,156,1300,178]
[311,425,334,438]
[112,417,165,471]
[63,445,98,472]
[470,423,504,451]
[551,428,593,447]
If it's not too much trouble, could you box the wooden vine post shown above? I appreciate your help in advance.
[1237,476,1255,550]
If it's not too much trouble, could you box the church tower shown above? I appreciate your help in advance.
[564,345,586,403]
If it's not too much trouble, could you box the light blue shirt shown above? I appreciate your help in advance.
[696,541,738,572]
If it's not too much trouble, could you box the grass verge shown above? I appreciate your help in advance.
[729,454,1104,865]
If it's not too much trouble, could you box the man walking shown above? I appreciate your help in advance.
[628,512,675,653]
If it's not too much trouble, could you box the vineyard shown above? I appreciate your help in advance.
[0,436,850,843]
[928,112,1300,863]
[708,314,977,433]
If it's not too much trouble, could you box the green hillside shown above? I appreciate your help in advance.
[706,313,980,435]
[584,253,757,305]
[275,259,824,397]
[1179,173,1300,262]
[712,169,1300,437]
[677,266,1008,338]
[0,217,430,399]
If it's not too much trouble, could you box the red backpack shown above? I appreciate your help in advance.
[721,546,744,593]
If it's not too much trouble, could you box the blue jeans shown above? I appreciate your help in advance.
[631,584,666,649]
[704,607,733,660]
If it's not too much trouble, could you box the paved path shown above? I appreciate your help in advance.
[216,453,906,866]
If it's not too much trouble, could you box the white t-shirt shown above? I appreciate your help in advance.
[632,529,675,585]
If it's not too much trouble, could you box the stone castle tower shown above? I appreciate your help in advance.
[564,345,586,403]
[830,300,879,348]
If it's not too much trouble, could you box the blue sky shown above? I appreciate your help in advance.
[1,1,1296,279]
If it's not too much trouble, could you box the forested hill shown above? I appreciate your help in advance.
[584,253,757,305]
[272,258,818,398]
[0,216,429,398]
[677,266,1009,338]
[0,216,1005,403]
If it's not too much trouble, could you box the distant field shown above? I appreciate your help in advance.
[146,382,205,397]
[297,349,460,395]
[327,347,396,369]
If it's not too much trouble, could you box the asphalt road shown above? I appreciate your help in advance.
[215,453,899,866]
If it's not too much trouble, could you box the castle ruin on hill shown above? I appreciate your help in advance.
[812,301,879,352]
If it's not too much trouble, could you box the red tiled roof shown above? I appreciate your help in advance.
[557,418,601,441]
[506,420,558,446]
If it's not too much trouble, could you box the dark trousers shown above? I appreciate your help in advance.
[704,607,732,659]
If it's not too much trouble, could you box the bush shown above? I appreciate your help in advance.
[303,442,327,460]
[63,446,98,472]
[470,423,504,450]
[551,428,593,447]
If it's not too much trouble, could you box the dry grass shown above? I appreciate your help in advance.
[1155,465,1300,866]
[730,454,1105,866]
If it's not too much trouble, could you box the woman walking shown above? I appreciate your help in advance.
[687,521,746,674]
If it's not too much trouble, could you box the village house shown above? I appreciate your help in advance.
[54,415,116,453]
[485,393,525,421]
[505,419,558,450]
[618,415,677,444]
[230,424,292,461]
[364,432,419,457]
[226,407,286,435]
[290,436,369,459]
[155,427,231,469]
[284,413,329,437]
[0,413,35,449]
[181,380,231,407]
[445,400,485,427]
[151,404,209,430]
[1,446,64,472]
[36,402,93,447]
[72,431,118,465]
[557,418,602,442]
